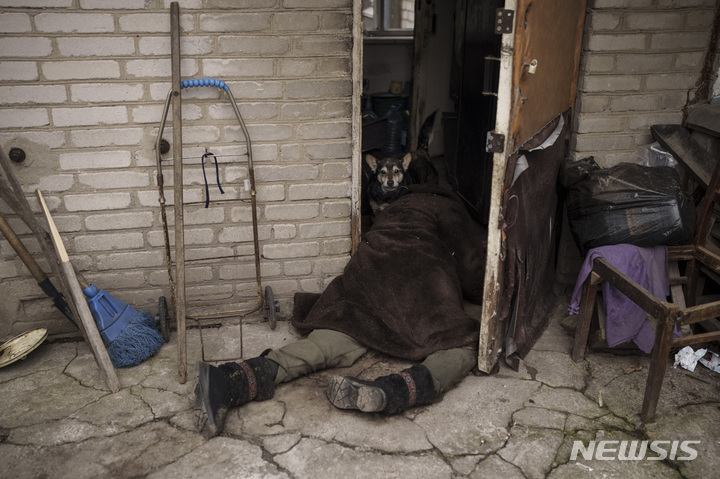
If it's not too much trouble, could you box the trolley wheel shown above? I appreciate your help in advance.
[157,295,171,343]
[264,286,279,330]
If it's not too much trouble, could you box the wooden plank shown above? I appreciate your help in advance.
[672,330,720,349]
[668,261,692,336]
[592,258,669,320]
[510,0,586,148]
[651,124,716,189]
[678,302,720,326]
[350,0,364,252]
[687,149,720,304]
[668,275,686,286]
[0,213,46,281]
[695,246,720,274]
[668,245,695,261]
[170,1,187,384]
[407,0,429,152]
[685,103,720,137]
[36,190,120,393]
[668,261,687,308]
[571,279,598,362]
[0,148,85,338]
[641,304,678,423]
[0,149,62,284]
[477,0,517,373]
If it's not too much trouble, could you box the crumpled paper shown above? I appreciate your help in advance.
[673,346,707,372]
[698,351,720,373]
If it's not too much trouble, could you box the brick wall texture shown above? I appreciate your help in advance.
[0,0,354,338]
[570,0,718,166]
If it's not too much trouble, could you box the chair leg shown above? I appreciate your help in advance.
[640,306,677,423]
[685,258,700,308]
[572,279,599,363]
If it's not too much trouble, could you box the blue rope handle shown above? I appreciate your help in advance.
[180,78,230,91]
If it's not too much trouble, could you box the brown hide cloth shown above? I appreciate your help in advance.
[500,110,571,370]
[291,184,487,361]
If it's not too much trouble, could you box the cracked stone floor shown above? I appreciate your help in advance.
[0,291,718,478]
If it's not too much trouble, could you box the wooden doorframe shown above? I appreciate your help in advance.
[408,0,430,151]
[351,0,364,254]
[477,0,587,373]
[478,0,517,373]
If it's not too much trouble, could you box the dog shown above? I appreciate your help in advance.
[364,112,439,215]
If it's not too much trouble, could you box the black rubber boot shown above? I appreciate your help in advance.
[195,357,278,438]
[327,365,436,415]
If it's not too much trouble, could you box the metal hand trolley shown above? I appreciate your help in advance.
[154,77,279,383]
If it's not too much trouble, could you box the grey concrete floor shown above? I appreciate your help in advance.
[0,293,718,479]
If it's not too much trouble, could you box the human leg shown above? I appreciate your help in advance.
[327,347,476,415]
[327,364,435,414]
[196,329,368,437]
[420,346,477,395]
[265,329,369,384]
[195,356,278,438]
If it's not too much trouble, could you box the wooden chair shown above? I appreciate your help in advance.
[571,124,720,423]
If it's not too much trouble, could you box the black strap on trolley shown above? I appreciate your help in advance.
[201,152,224,208]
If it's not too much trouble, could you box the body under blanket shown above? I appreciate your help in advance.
[291,184,487,361]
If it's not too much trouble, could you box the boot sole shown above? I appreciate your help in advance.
[196,362,223,438]
[327,376,386,412]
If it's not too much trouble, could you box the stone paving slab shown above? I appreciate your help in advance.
[0,303,718,478]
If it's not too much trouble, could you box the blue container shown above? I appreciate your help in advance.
[371,93,407,118]
[383,104,403,155]
[83,284,137,345]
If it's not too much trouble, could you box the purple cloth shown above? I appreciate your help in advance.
[568,244,678,353]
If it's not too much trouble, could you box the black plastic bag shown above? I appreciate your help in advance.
[562,160,695,253]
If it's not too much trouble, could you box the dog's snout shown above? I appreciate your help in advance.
[387,180,394,187]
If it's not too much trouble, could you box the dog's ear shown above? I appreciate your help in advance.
[402,152,413,170]
[365,154,378,172]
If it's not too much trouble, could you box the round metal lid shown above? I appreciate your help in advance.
[0,328,48,368]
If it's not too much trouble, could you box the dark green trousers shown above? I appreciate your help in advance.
[265,329,476,395]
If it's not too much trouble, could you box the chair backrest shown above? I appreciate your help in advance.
[691,149,720,248]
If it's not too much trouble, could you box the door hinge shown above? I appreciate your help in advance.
[486,131,505,153]
[495,9,514,34]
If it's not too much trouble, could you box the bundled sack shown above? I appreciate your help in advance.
[561,159,695,253]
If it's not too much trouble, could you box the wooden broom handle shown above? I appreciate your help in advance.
[36,189,121,393]
[35,190,69,263]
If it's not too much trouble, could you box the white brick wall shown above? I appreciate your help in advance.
[571,0,718,166]
[0,0,354,338]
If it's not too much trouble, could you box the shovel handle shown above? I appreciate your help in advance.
[0,209,77,326]
[0,211,45,281]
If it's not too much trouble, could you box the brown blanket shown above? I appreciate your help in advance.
[290,184,486,361]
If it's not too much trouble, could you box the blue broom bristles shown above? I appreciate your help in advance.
[106,309,164,368]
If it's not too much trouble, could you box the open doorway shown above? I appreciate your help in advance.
[360,0,415,158]
[360,0,505,229]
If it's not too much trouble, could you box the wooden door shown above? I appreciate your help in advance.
[478,0,586,372]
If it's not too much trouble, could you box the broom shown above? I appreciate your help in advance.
[37,190,164,368]
[83,284,165,368]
